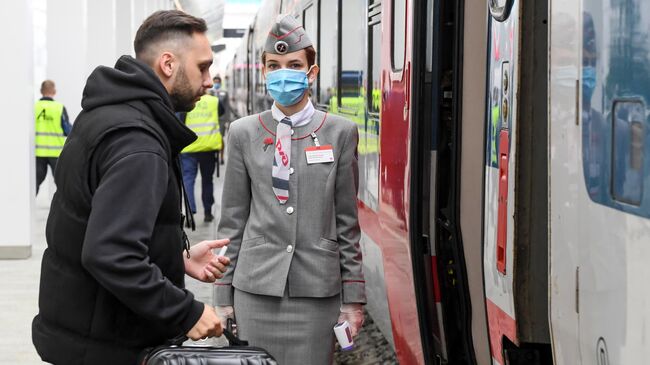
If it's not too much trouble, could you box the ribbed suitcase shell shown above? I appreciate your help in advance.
[142,345,277,365]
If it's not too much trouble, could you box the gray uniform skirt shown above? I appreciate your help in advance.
[234,288,340,365]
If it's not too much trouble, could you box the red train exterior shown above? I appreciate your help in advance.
[225,0,479,363]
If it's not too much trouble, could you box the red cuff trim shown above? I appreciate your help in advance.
[342,280,365,283]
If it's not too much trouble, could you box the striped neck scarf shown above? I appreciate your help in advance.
[272,116,293,204]
[270,102,315,204]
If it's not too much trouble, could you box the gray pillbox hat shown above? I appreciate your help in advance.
[264,14,313,55]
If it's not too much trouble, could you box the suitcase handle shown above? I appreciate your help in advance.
[166,329,248,347]
[223,327,249,346]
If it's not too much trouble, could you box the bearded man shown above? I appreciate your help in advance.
[32,10,231,365]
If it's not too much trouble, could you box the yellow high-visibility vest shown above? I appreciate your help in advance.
[34,99,66,157]
[490,105,500,165]
[182,94,223,153]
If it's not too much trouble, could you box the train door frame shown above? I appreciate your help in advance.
[411,0,477,363]
[509,0,550,349]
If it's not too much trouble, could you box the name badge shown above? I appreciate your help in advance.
[305,145,334,164]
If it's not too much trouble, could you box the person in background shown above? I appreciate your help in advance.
[212,75,222,91]
[32,11,230,365]
[34,80,71,194]
[211,75,231,165]
[179,89,224,222]
[214,14,365,365]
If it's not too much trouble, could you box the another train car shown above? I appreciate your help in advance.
[548,0,650,364]
[224,0,650,364]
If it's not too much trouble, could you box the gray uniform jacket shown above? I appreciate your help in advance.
[215,109,366,305]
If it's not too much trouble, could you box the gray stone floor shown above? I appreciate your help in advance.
[0,168,226,364]
[0,176,52,365]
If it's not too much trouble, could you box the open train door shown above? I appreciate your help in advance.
[483,0,551,364]
[411,0,483,363]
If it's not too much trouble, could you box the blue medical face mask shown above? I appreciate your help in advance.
[265,67,312,106]
[582,66,597,103]
[213,83,221,90]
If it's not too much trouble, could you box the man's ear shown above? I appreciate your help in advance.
[261,65,267,80]
[158,52,176,78]
[307,65,320,84]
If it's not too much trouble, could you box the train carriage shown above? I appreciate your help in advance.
[549,0,650,364]
[224,0,650,364]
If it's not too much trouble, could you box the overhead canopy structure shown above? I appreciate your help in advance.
[175,0,226,43]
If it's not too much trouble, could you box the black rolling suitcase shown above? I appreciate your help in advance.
[140,321,276,365]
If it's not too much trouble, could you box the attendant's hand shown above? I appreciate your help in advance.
[337,304,365,337]
[187,303,223,340]
[184,239,230,282]
[215,305,235,331]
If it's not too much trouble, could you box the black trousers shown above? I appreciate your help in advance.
[36,157,57,195]
[180,152,217,214]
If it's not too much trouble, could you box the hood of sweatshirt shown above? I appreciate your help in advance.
[81,55,196,153]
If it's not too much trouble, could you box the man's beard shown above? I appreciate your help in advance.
[170,66,199,112]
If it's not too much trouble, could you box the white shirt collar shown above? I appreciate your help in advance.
[271,99,315,128]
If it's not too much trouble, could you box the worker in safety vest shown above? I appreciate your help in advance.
[209,75,231,165]
[179,90,224,222]
[35,80,71,194]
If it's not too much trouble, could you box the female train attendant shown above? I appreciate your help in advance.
[214,14,366,364]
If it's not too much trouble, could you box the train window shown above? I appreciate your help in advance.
[369,23,382,114]
[425,0,434,72]
[303,4,318,101]
[303,5,317,50]
[318,0,337,108]
[611,101,645,206]
[281,0,301,13]
[364,17,382,211]
[232,55,238,90]
[339,0,366,114]
[392,0,406,70]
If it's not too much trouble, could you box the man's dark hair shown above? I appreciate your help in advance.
[213,76,222,82]
[134,10,208,64]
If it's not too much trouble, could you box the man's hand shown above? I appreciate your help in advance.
[187,303,223,340]
[184,239,230,283]
[337,304,365,337]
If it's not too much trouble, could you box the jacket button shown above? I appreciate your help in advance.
[291,129,295,136]
[286,206,294,214]
[286,245,293,253]
[289,167,294,175]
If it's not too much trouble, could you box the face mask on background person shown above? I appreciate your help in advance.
[582,66,597,103]
[265,66,313,106]
[213,83,221,90]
